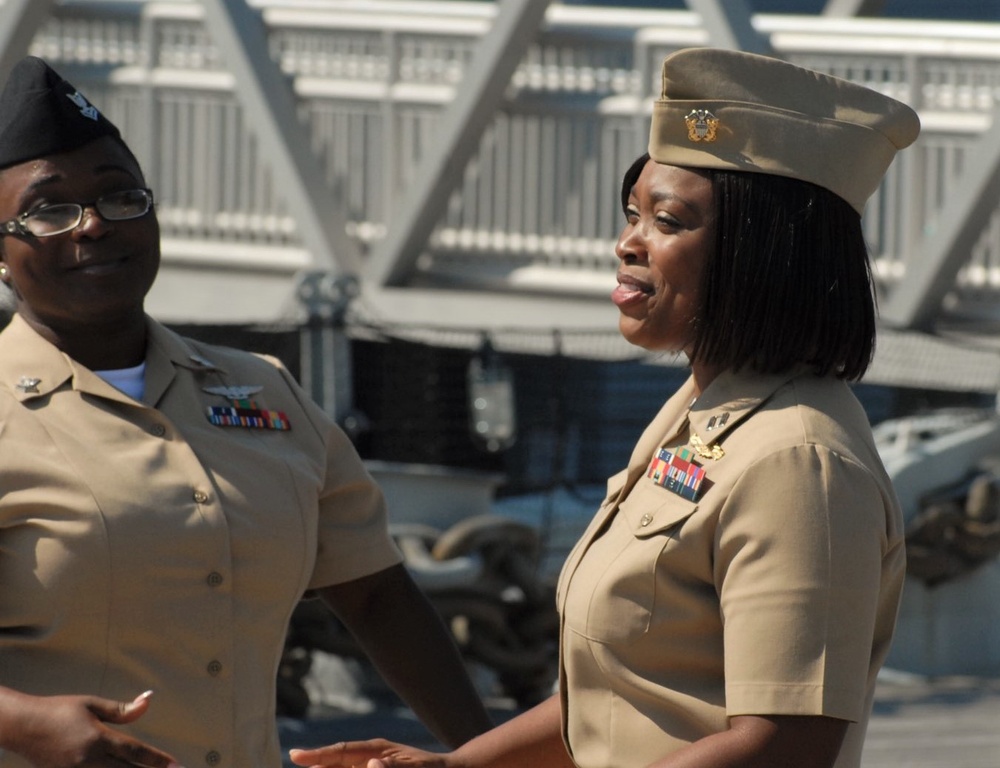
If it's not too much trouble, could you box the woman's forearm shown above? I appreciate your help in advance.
[449,694,574,768]
[643,714,848,768]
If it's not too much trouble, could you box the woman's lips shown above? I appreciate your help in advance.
[612,273,653,307]
[68,255,128,274]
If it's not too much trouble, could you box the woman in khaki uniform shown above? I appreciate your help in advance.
[0,58,491,768]
[293,48,919,768]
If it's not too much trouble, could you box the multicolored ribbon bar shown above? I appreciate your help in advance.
[647,446,706,501]
[206,406,291,430]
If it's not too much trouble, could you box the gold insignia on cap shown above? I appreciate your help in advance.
[684,109,719,142]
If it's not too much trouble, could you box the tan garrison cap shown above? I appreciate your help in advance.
[648,48,920,214]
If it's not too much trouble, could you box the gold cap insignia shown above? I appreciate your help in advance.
[684,109,719,142]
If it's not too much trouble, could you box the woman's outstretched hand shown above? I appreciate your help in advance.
[289,739,451,768]
[290,696,570,768]
[0,689,183,768]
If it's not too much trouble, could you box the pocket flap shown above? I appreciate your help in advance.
[603,468,629,502]
[618,477,698,537]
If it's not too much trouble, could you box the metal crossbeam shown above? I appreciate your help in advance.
[822,0,888,16]
[685,0,773,55]
[363,0,553,287]
[0,0,57,84]
[199,0,361,277]
[880,115,1000,331]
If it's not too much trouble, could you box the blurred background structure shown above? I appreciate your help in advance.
[5,0,1000,688]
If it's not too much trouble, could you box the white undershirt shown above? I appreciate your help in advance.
[94,362,146,401]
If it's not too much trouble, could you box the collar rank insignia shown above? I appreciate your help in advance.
[647,446,706,502]
[204,384,290,430]
[706,412,729,432]
[189,354,219,369]
[15,376,41,393]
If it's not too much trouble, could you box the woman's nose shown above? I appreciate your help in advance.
[71,205,112,239]
[615,226,644,263]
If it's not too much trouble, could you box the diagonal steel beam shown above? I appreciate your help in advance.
[199,0,361,277]
[0,0,58,84]
[822,0,888,16]
[685,0,773,56]
[880,115,1000,331]
[364,0,552,287]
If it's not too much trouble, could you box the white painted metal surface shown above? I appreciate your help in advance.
[11,1,999,329]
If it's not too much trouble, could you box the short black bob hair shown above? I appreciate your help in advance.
[620,153,877,381]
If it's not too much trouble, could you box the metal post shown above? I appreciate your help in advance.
[296,272,359,420]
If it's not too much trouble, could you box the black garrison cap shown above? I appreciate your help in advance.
[0,56,124,170]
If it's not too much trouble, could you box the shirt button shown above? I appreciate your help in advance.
[206,572,224,587]
[640,513,653,527]
[207,660,223,676]
[193,490,209,504]
[150,423,166,437]
[205,751,221,766]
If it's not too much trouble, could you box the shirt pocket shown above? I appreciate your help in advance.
[562,480,698,645]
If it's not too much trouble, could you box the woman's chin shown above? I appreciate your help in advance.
[617,317,659,351]
[617,317,688,356]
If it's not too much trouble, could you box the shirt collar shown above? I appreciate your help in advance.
[687,365,812,446]
[0,313,227,405]
[0,314,75,402]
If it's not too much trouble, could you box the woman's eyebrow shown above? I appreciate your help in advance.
[13,173,63,207]
[93,162,140,179]
[649,188,702,216]
[16,163,140,200]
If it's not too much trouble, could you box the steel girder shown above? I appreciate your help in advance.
[199,0,362,278]
[881,115,1000,331]
[0,0,58,83]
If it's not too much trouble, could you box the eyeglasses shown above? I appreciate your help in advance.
[0,188,154,238]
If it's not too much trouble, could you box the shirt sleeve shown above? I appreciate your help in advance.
[716,443,890,721]
[271,362,403,589]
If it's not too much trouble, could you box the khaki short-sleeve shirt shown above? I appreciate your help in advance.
[557,368,905,768]
[0,315,402,768]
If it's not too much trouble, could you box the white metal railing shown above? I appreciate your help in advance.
[22,0,1000,305]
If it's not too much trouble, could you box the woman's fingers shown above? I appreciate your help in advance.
[289,740,380,767]
[289,739,446,768]
[89,691,155,725]
[104,733,185,768]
